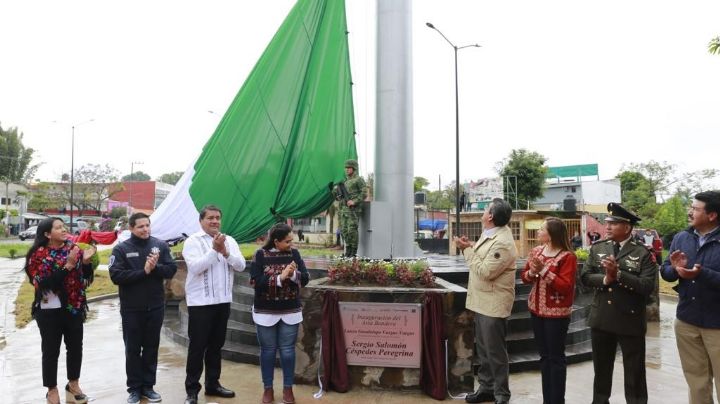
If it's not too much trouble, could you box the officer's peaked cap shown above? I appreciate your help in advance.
[605,202,641,225]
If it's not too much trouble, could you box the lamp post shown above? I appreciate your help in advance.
[128,161,143,215]
[69,119,95,228]
[426,22,480,238]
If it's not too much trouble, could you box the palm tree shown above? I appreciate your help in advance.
[709,36,720,55]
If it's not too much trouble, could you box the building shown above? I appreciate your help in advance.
[533,163,621,214]
[109,181,174,213]
[534,179,621,213]
[449,209,605,258]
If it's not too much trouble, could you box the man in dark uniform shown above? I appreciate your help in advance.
[580,203,658,404]
[109,213,178,404]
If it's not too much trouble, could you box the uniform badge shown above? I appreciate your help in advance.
[126,252,139,258]
[625,260,639,270]
[108,255,115,267]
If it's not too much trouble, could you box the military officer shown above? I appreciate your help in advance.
[580,203,658,404]
[333,159,366,257]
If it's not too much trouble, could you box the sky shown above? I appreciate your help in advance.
[1,0,719,190]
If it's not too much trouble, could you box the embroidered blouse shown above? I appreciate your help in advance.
[250,247,310,326]
[521,246,578,318]
[27,240,93,316]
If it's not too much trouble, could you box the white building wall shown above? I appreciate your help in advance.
[581,179,621,205]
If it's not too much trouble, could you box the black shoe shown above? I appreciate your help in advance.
[126,391,141,404]
[205,385,235,398]
[465,389,494,403]
[141,388,162,402]
[184,393,198,404]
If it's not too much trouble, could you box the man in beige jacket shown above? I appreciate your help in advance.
[454,198,518,404]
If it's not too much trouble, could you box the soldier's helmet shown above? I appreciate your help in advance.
[605,202,641,225]
[344,159,359,171]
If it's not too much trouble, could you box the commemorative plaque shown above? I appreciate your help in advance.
[339,302,422,368]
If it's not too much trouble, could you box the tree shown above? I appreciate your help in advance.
[426,181,463,210]
[414,176,430,192]
[69,164,122,214]
[122,171,151,181]
[616,170,656,217]
[157,171,183,185]
[619,161,717,202]
[497,149,547,209]
[0,123,36,184]
[27,182,66,212]
[645,196,688,236]
[709,36,720,55]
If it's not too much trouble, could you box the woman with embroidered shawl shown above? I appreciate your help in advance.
[24,217,96,404]
[250,223,309,404]
[520,218,578,404]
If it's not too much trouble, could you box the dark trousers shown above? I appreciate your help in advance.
[474,312,510,402]
[185,303,230,394]
[531,314,570,404]
[121,306,164,393]
[590,328,648,404]
[36,308,84,388]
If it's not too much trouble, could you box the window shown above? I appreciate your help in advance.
[458,222,483,241]
[509,221,520,240]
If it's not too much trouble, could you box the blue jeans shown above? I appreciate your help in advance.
[256,320,299,388]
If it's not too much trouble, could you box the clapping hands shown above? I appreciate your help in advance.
[670,250,701,279]
[212,233,228,257]
[66,246,80,269]
[600,255,619,281]
[280,261,297,281]
[453,235,472,250]
[144,249,159,274]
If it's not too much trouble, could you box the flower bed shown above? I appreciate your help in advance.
[326,258,435,287]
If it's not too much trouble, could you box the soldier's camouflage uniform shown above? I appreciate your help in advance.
[333,167,366,257]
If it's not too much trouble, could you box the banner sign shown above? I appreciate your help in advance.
[339,302,422,368]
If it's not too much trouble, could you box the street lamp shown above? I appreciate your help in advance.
[426,22,480,238]
[69,119,95,227]
[128,161,143,215]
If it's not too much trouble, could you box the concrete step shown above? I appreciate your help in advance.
[164,307,278,366]
[227,319,260,346]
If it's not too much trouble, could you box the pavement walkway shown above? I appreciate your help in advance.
[0,255,712,403]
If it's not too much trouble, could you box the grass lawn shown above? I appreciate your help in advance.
[13,270,118,329]
[658,249,678,296]
[0,243,30,259]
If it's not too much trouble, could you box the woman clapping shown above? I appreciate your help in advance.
[521,218,578,404]
[24,218,96,404]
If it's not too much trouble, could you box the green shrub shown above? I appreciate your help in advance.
[575,248,589,261]
[8,248,17,259]
[110,207,127,218]
[77,242,100,270]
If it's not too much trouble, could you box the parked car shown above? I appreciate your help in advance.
[19,226,38,241]
[67,220,89,235]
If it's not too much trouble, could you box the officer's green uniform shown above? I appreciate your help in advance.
[333,159,366,257]
[580,203,658,404]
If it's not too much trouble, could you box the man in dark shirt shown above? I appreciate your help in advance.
[110,213,177,404]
